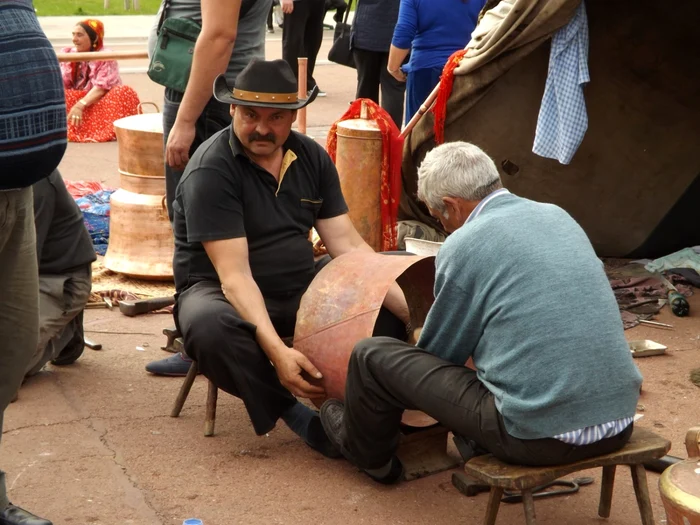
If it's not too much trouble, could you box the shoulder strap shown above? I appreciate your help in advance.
[343,0,353,25]
[156,0,170,33]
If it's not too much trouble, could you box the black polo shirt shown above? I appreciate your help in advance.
[172,127,348,297]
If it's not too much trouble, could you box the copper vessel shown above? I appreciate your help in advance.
[335,118,383,251]
[294,251,437,426]
[104,113,174,280]
[659,427,700,525]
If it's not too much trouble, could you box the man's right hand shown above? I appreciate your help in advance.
[273,347,325,399]
[281,0,294,14]
[166,120,197,170]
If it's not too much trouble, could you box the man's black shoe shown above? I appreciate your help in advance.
[305,414,342,459]
[51,310,85,366]
[145,353,195,376]
[0,503,52,525]
[320,399,404,484]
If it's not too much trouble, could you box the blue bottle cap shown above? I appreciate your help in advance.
[183,520,203,525]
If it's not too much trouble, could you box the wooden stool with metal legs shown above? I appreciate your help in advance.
[169,336,219,436]
[463,427,670,525]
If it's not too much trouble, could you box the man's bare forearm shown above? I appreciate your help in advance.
[174,33,235,126]
[220,274,290,362]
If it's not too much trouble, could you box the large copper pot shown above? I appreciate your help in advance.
[294,251,436,426]
[104,113,174,280]
[335,118,383,251]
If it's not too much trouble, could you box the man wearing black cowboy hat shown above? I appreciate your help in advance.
[167,58,410,457]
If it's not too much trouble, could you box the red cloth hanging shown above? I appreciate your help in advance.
[326,99,404,251]
[433,49,468,145]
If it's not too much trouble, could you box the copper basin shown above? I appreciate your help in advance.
[294,251,437,426]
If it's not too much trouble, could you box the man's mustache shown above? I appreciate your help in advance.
[248,132,276,143]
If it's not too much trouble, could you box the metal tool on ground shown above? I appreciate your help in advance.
[638,319,674,329]
[658,273,690,317]
[643,455,683,473]
[501,477,594,503]
[84,338,102,350]
[162,326,182,353]
[119,296,175,317]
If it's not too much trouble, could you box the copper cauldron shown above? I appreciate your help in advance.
[104,113,174,280]
[294,251,437,427]
[335,118,383,251]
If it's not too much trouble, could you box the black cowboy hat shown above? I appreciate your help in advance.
[213,58,318,110]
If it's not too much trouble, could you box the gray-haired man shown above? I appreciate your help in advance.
[320,141,643,484]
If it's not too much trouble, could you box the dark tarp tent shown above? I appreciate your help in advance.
[400,0,700,257]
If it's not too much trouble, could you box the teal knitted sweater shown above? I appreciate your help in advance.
[416,193,642,440]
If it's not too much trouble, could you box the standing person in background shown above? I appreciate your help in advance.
[281,0,327,97]
[148,0,271,220]
[0,1,66,524]
[388,0,486,125]
[145,0,270,376]
[352,0,405,127]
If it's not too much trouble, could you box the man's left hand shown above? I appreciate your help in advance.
[166,120,196,170]
[388,67,407,83]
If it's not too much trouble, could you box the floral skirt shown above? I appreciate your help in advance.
[66,86,140,143]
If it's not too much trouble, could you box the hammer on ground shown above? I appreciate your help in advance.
[119,296,175,317]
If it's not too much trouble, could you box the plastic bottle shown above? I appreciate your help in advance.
[183,520,203,525]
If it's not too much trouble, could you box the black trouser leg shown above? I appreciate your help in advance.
[176,281,298,435]
[304,0,326,89]
[342,337,634,469]
[282,0,310,84]
[267,5,274,29]
[378,54,406,128]
[354,49,405,128]
[354,48,382,103]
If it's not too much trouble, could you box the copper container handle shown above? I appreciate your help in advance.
[138,101,161,114]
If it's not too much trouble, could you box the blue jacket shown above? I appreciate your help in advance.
[392,0,486,72]
[352,0,401,53]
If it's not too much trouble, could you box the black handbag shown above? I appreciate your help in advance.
[327,0,355,69]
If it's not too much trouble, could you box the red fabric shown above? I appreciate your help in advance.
[327,99,404,251]
[64,180,106,199]
[433,49,468,145]
[66,85,140,143]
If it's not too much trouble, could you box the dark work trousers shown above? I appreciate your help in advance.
[162,87,232,221]
[175,257,406,436]
[342,337,634,469]
[353,48,406,128]
[282,0,325,91]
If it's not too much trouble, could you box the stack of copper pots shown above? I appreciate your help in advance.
[104,112,174,280]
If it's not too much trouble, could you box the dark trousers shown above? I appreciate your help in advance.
[162,87,232,221]
[353,48,406,128]
[342,337,634,469]
[404,66,443,126]
[282,0,325,90]
[176,257,407,436]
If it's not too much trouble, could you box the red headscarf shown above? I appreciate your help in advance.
[71,19,105,87]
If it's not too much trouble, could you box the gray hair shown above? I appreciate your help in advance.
[417,142,502,213]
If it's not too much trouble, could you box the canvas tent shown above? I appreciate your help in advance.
[400,0,700,257]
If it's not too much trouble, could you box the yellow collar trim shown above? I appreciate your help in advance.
[275,150,297,196]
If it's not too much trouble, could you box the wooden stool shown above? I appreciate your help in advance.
[168,333,296,437]
[463,427,670,525]
[659,427,700,525]
[169,337,219,437]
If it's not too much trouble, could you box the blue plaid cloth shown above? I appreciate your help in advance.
[532,1,589,165]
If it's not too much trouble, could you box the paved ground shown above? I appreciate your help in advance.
[2,16,699,525]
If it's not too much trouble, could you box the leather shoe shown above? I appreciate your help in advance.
[145,353,195,376]
[0,503,52,525]
[320,399,404,484]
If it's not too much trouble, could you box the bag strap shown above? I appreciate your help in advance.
[343,0,353,25]
[156,0,170,33]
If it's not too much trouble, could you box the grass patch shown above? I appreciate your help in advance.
[34,0,161,17]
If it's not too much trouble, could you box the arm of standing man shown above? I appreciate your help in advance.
[387,0,416,82]
[203,237,326,400]
[166,0,242,170]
